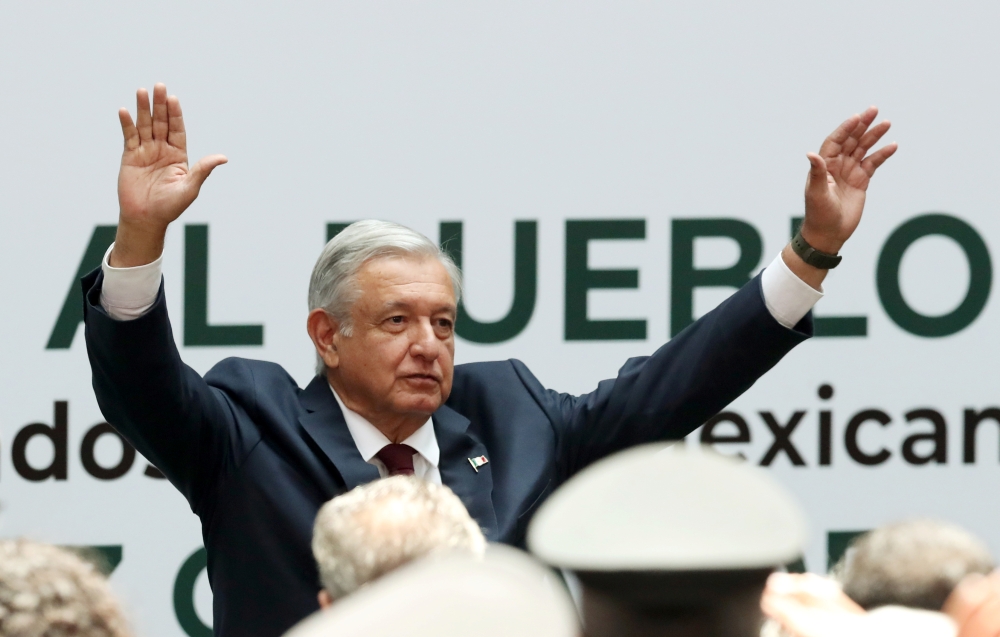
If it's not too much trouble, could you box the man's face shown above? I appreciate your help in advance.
[331,255,456,420]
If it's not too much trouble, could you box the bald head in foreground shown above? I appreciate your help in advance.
[529,445,807,637]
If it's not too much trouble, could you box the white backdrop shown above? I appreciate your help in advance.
[2,2,1000,635]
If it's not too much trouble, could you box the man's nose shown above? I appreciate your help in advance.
[408,320,440,361]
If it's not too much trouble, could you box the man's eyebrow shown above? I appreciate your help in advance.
[381,301,413,312]
[379,301,457,316]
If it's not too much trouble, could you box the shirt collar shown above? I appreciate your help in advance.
[328,385,439,468]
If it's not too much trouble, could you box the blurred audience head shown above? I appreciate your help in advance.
[311,476,485,607]
[0,539,131,637]
[284,546,579,637]
[833,519,993,611]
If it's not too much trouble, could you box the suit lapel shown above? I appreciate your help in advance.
[298,378,498,538]
[434,405,499,540]
[298,376,380,490]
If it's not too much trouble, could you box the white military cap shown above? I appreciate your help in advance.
[529,444,806,571]
[527,444,807,637]
[282,545,579,637]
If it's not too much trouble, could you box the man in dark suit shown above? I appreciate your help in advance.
[84,83,895,636]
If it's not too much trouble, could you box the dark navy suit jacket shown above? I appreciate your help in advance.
[82,268,810,637]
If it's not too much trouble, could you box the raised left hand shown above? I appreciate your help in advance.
[800,106,897,255]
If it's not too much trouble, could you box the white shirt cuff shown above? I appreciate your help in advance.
[99,243,163,321]
[760,252,823,329]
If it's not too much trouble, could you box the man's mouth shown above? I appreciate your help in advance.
[403,373,439,383]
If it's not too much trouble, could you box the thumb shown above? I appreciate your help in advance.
[188,154,229,191]
[805,153,830,200]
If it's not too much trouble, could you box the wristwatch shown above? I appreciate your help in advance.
[791,230,842,269]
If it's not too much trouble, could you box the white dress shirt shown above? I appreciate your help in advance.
[329,385,442,484]
[96,243,823,470]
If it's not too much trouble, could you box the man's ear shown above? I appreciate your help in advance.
[317,589,334,609]
[307,309,341,370]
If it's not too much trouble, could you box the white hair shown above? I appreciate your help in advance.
[833,519,994,610]
[311,476,486,600]
[308,220,463,375]
[0,539,133,637]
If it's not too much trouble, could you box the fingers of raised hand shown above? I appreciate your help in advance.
[840,109,876,158]
[167,95,187,150]
[136,88,153,142]
[857,106,878,130]
[860,142,898,177]
[818,113,861,157]
[118,108,139,151]
[152,83,169,141]
[820,107,879,159]
[840,121,866,158]
[853,120,891,160]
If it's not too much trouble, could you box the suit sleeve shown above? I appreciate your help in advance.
[82,268,258,514]
[519,274,811,479]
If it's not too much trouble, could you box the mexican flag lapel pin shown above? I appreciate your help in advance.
[467,455,489,472]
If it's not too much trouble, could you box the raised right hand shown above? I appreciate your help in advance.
[111,83,227,267]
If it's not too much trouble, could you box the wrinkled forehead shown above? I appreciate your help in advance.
[354,255,457,311]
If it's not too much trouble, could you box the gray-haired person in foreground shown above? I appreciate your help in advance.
[0,539,132,637]
[834,519,994,611]
[312,476,486,607]
[760,520,995,637]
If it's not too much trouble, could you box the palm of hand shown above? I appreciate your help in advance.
[118,142,193,227]
[810,156,868,241]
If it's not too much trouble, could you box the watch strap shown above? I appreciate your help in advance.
[791,231,842,269]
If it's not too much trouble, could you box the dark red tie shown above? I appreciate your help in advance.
[376,444,416,476]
